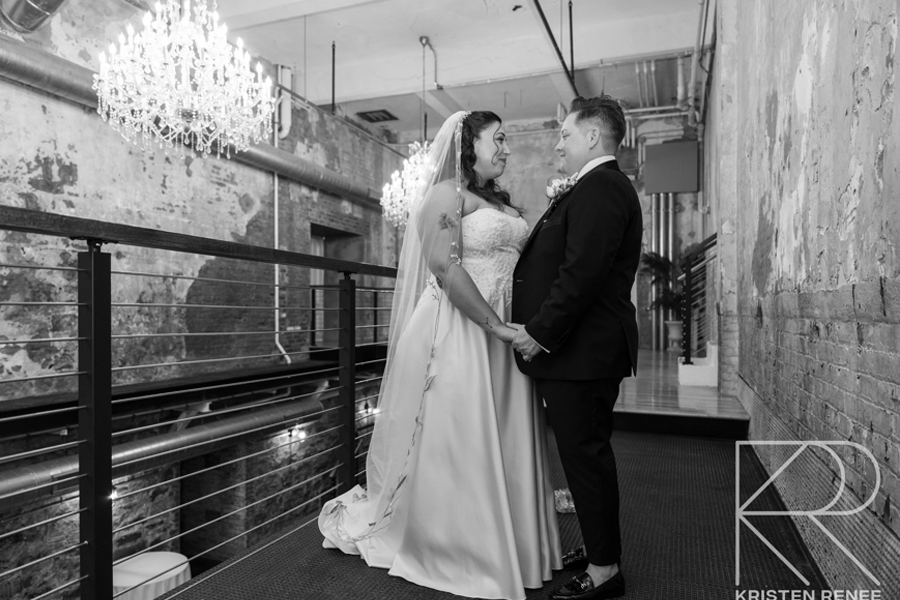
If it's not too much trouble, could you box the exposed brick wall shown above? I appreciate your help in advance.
[710,0,900,592]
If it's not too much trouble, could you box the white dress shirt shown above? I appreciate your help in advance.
[575,154,617,180]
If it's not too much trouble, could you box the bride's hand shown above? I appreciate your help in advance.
[493,324,517,345]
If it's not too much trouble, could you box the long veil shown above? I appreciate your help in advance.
[319,111,468,543]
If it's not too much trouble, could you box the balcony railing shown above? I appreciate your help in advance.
[679,233,717,365]
[0,205,397,600]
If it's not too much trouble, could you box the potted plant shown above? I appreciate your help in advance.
[640,251,685,352]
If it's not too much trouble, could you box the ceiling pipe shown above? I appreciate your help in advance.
[641,61,651,107]
[626,104,682,114]
[687,0,709,127]
[634,62,645,108]
[530,0,578,97]
[0,389,336,512]
[419,36,442,90]
[0,0,69,33]
[0,36,381,204]
[277,66,293,140]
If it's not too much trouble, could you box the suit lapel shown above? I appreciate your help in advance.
[520,160,621,257]
[521,189,571,254]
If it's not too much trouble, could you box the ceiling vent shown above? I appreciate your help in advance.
[356,109,398,123]
[0,0,70,33]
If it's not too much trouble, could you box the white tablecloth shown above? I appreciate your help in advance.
[113,552,191,600]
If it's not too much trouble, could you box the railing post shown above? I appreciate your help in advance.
[310,286,317,347]
[338,273,357,494]
[78,241,112,600]
[682,253,693,365]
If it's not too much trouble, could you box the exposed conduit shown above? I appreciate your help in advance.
[531,0,579,97]
[0,35,382,205]
[687,0,709,127]
[0,388,336,512]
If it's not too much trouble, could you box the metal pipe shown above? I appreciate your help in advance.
[668,192,675,265]
[634,62,644,108]
[650,194,657,351]
[628,111,689,121]
[273,101,291,364]
[642,61,651,107]
[419,36,442,90]
[0,390,334,511]
[568,0,574,81]
[0,0,70,34]
[677,56,686,107]
[531,0,578,96]
[331,41,336,114]
[650,59,659,106]
[658,192,666,342]
[0,36,382,204]
[625,104,682,115]
[688,0,708,127]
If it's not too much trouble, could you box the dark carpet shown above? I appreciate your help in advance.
[158,431,826,599]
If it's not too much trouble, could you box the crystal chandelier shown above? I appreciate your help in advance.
[93,0,275,158]
[381,141,433,229]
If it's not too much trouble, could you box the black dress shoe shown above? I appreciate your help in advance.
[550,571,625,600]
[561,547,588,570]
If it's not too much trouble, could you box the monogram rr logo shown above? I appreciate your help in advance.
[735,441,882,587]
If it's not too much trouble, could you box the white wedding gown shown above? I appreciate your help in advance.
[319,208,562,600]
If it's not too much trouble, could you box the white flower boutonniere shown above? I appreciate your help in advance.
[546,175,577,204]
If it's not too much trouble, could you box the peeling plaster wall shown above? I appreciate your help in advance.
[0,1,402,596]
[0,0,402,398]
[711,0,900,591]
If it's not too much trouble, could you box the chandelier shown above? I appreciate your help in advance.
[93,0,275,158]
[380,141,433,229]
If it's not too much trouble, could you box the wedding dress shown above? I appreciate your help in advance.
[319,206,562,600]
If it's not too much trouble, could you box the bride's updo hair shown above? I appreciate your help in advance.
[460,111,521,213]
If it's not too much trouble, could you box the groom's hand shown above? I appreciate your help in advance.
[506,323,545,362]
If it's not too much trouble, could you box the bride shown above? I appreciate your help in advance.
[318,110,561,600]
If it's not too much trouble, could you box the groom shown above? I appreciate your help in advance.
[508,95,641,600]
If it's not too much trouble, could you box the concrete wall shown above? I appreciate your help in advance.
[710,0,900,592]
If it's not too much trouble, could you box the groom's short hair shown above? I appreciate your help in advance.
[569,95,626,149]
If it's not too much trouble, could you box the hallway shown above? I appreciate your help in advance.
[153,353,822,600]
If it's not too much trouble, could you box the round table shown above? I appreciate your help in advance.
[113,552,191,600]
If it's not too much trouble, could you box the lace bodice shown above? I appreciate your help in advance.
[459,208,529,306]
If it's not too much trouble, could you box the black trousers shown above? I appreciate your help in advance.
[537,377,623,566]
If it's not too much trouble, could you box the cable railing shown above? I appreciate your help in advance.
[679,232,717,364]
[0,205,396,600]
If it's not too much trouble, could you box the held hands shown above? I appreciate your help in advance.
[506,323,545,362]
[493,324,518,345]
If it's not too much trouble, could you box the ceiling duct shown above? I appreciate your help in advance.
[0,0,69,33]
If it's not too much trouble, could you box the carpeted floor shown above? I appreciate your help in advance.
[157,430,826,599]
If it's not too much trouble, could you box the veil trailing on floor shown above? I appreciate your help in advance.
[319,110,470,544]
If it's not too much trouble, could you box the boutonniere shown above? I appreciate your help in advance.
[545,175,577,204]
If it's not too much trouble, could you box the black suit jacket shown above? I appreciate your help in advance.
[512,160,642,380]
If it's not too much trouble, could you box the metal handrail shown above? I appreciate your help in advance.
[0,206,396,278]
[0,207,397,600]
[680,233,717,364]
